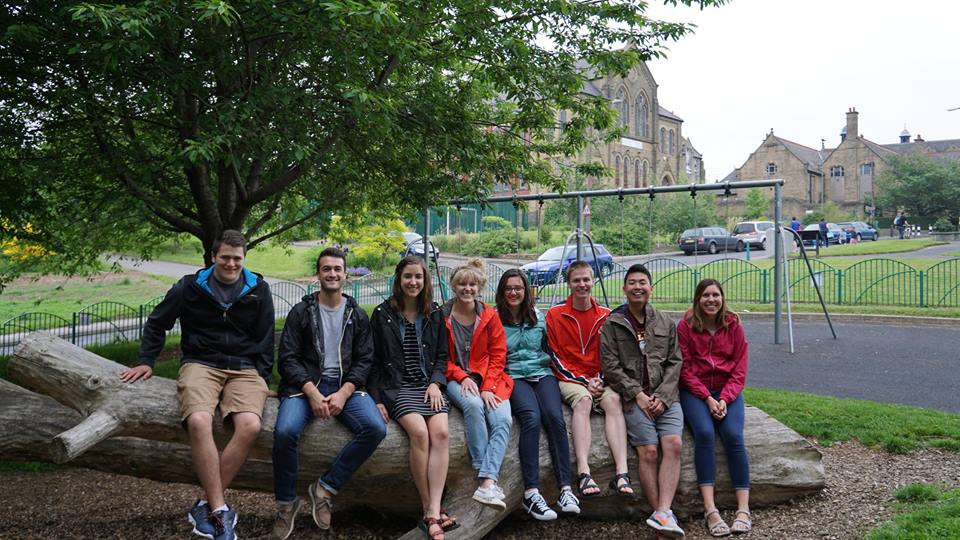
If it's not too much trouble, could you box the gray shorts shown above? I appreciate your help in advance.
[624,401,683,447]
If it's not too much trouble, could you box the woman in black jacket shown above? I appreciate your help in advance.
[369,256,453,540]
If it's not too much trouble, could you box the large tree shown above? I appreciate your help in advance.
[877,153,960,221]
[1,0,723,280]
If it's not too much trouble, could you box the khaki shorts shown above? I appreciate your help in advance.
[177,363,269,422]
[558,380,619,414]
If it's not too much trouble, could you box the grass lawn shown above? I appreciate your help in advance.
[0,272,177,323]
[805,238,945,257]
[744,387,960,453]
[150,237,319,281]
[867,484,960,539]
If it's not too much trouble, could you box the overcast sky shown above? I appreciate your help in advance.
[645,0,960,181]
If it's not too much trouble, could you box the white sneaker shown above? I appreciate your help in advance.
[523,492,557,521]
[646,510,685,538]
[493,484,506,500]
[472,486,507,510]
[557,489,581,515]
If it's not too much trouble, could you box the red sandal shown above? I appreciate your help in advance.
[419,516,444,540]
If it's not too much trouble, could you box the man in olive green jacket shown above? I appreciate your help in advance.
[600,263,685,538]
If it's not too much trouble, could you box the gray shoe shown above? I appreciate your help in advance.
[270,499,302,540]
[308,481,333,530]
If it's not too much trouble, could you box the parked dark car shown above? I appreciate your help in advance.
[522,244,614,286]
[401,232,440,259]
[837,221,878,242]
[803,223,845,245]
[678,227,745,255]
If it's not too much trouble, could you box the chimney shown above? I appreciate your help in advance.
[845,107,859,140]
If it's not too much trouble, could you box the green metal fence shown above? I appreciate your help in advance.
[2,257,957,355]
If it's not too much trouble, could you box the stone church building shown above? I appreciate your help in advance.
[569,60,705,189]
[721,108,960,219]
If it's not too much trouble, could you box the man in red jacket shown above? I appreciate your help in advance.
[547,261,632,499]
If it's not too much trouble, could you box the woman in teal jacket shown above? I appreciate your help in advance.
[495,269,581,521]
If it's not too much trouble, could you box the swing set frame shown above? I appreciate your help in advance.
[425,178,834,347]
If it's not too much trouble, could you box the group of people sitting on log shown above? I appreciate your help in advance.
[120,229,754,540]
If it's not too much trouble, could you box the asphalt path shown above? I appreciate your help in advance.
[744,318,960,413]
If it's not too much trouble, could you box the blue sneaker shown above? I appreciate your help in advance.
[188,500,214,538]
[207,507,238,540]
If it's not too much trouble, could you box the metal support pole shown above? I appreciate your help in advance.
[576,195,584,260]
[774,183,783,344]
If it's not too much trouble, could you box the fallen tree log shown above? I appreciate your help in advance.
[4,332,824,539]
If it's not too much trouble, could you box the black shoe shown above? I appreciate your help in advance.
[523,492,558,521]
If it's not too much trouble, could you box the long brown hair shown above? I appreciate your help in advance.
[684,278,738,332]
[389,256,433,318]
[496,269,537,326]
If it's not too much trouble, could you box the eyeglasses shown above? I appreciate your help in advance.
[503,286,525,293]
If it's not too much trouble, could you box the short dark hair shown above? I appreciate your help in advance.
[316,247,347,273]
[624,263,652,285]
[565,260,593,282]
[212,230,247,255]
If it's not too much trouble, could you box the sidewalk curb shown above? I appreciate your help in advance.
[659,310,960,329]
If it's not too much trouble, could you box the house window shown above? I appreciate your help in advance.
[766,162,778,176]
[558,110,567,140]
[634,160,640,187]
[642,161,648,187]
[669,130,675,155]
[615,155,621,186]
[635,94,649,138]
[830,166,845,178]
[660,127,666,154]
[860,163,874,176]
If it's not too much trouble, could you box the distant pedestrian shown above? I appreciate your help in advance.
[818,218,829,247]
[894,212,906,240]
[790,217,802,247]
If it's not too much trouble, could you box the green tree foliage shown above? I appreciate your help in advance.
[653,191,720,240]
[328,214,406,271]
[877,154,960,222]
[1,0,725,283]
[743,188,769,220]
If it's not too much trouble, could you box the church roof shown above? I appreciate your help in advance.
[658,105,683,122]
[580,80,603,97]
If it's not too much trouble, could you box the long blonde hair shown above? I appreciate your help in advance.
[450,258,488,292]
[684,278,739,332]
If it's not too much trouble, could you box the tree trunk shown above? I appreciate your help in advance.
[4,332,824,539]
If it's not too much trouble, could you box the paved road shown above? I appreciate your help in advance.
[745,319,960,413]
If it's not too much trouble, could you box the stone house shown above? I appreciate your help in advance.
[721,108,960,219]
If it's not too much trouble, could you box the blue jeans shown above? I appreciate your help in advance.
[447,379,513,481]
[679,389,750,490]
[272,378,386,502]
[510,376,572,490]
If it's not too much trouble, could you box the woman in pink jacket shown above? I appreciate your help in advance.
[678,278,751,537]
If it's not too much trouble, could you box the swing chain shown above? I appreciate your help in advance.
[618,188,625,256]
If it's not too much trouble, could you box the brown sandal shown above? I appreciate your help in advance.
[438,509,460,531]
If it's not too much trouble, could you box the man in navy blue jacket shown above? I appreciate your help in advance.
[120,230,275,540]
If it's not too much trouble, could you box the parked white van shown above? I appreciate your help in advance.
[732,220,775,250]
